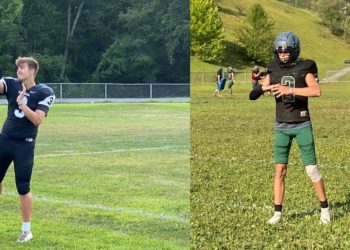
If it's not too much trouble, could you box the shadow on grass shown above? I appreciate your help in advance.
[218,5,244,16]
[288,193,350,221]
[330,193,350,220]
[222,41,254,71]
[289,208,318,220]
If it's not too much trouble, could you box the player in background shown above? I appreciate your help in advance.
[213,67,223,97]
[249,32,330,224]
[251,66,260,89]
[227,65,235,96]
[0,57,55,242]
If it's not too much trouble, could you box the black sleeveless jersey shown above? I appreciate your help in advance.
[267,59,318,123]
[0,77,55,142]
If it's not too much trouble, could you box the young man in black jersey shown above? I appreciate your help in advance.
[249,32,330,224]
[0,57,55,242]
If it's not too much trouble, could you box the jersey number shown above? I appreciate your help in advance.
[39,95,55,108]
[14,96,28,119]
[47,97,54,105]
[281,76,295,102]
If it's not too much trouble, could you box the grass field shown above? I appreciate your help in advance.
[191,82,350,249]
[338,71,350,82]
[0,103,189,249]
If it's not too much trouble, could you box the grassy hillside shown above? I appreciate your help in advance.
[191,0,350,78]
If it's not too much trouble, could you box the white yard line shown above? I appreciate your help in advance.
[3,192,188,223]
[36,145,188,158]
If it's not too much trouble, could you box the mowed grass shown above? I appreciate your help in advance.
[0,103,189,249]
[338,70,350,82]
[191,82,350,249]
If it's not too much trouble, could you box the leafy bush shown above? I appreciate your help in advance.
[190,0,225,63]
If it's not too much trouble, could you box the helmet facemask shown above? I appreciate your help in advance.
[273,32,300,66]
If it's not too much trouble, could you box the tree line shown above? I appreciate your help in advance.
[0,0,189,84]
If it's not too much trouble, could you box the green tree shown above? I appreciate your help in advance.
[278,0,316,9]
[343,16,350,43]
[1,0,189,84]
[235,3,275,63]
[32,53,64,83]
[62,0,129,82]
[162,0,190,65]
[315,0,346,35]
[59,0,85,81]
[190,0,225,63]
[19,0,130,82]
[93,36,159,83]
[158,0,190,82]
[20,0,68,82]
[94,0,189,83]
[93,0,161,83]
[0,0,23,75]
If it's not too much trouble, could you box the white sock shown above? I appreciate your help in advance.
[21,222,31,232]
[274,211,282,217]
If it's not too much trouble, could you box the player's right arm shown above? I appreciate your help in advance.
[249,74,273,100]
[0,78,5,94]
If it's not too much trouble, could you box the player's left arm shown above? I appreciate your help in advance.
[299,73,321,96]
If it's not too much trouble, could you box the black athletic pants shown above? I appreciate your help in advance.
[0,134,35,195]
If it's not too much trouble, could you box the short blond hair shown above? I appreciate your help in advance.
[16,57,39,75]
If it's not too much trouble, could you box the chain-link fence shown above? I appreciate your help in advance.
[44,83,190,102]
[191,71,250,84]
[0,83,189,103]
[192,70,350,84]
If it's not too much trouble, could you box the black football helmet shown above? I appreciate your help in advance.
[274,32,300,64]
